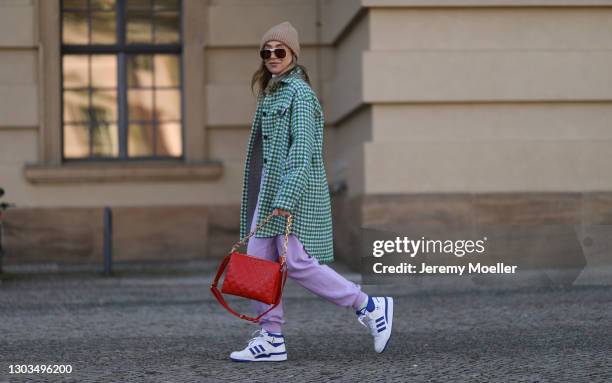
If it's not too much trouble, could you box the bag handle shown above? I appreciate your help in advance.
[209,212,293,323]
[229,212,292,266]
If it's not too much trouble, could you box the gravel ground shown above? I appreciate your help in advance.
[0,262,611,383]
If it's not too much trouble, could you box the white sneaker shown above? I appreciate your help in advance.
[229,329,287,362]
[356,296,394,353]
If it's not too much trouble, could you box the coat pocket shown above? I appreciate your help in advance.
[275,104,290,118]
[272,103,292,137]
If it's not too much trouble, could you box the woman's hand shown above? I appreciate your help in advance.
[272,208,291,218]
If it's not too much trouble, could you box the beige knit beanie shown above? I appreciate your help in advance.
[260,21,301,59]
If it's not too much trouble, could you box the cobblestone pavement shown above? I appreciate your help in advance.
[0,262,611,383]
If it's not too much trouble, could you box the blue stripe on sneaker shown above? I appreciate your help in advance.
[249,348,255,355]
[378,326,386,332]
[254,351,287,359]
[384,297,389,324]
[267,341,285,347]
[258,345,265,353]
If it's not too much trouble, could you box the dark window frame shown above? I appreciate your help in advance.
[60,0,185,162]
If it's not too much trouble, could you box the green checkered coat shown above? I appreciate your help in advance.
[239,65,334,264]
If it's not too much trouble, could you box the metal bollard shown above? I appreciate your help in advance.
[103,207,113,275]
[0,209,4,274]
[0,187,16,274]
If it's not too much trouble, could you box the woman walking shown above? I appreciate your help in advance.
[230,21,394,362]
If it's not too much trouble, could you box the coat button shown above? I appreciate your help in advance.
[263,158,268,164]
[262,111,267,116]
[263,134,268,140]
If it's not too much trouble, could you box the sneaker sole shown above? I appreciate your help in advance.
[230,354,287,362]
[379,297,394,353]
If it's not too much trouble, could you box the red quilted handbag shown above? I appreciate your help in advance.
[210,212,291,323]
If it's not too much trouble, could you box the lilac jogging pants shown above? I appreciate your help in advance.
[248,167,368,334]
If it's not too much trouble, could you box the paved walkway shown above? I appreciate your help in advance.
[1,261,611,382]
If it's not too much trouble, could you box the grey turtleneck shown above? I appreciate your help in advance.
[246,115,265,230]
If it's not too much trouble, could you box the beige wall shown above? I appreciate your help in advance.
[355,5,612,196]
[0,0,39,210]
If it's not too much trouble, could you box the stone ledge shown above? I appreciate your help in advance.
[23,161,223,184]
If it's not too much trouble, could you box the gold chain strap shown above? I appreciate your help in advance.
[230,212,293,266]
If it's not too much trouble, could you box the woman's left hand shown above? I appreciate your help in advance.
[272,208,291,218]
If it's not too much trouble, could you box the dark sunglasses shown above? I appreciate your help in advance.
[260,48,287,60]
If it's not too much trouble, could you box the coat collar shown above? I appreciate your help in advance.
[263,65,304,94]
[278,64,303,84]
